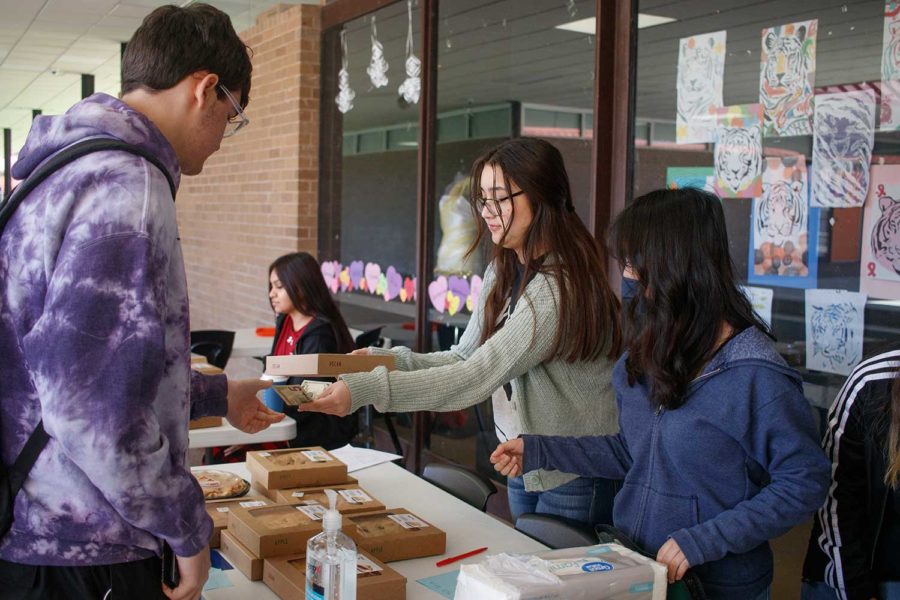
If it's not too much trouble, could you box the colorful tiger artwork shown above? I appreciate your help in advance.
[880,5,900,130]
[809,301,861,373]
[676,32,725,144]
[760,20,817,137]
[872,193,900,277]
[752,157,809,278]
[714,125,762,197]
[811,90,875,208]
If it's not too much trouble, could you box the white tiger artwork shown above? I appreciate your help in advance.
[880,5,900,130]
[872,193,900,278]
[805,289,867,376]
[760,20,817,137]
[714,124,762,198]
[676,31,726,144]
[756,159,807,247]
[811,90,876,208]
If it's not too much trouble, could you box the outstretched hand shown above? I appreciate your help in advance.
[226,379,284,433]
[298,380,352,417]
[490,438,525,477]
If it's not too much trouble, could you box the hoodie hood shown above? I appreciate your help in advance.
[12,93,180,190]
[700,326,801,387]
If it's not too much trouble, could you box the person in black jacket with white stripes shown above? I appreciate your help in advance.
[802,346,900,600]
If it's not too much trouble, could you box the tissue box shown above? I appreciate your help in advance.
[273,484,385,515]
[454,544,667,600]
[265,353,395,377]
[247,447,348,490]
[347,508,446,562]
[226,503,357,558]
[263,549,406,600]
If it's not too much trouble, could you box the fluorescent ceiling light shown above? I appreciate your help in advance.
[555,13,676,34]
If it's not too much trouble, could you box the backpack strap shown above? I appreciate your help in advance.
[0,138,176,533]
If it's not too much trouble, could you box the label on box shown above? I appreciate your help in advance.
[301,450,332,462]
[300,499,322,506]
[388,513,428,530]
[357,554,384,578]
[216,507,230,513]
[258,452,271,457]
[291,491,305,498]
[297,505,327,521]
[547,558,615,575]
[240,500,267,508]
[338,489,373,504]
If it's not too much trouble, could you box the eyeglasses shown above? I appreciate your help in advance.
[219,84,249,138]
[471,189,525,217]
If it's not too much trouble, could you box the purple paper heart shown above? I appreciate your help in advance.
[447,275,470,300]
[428,276,448,312]
[365,262,382,294]
[385,266,402,301]
[349,261,364,289]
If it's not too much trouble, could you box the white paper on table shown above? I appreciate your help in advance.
[805,289,867,375]
[740,285,774,328]
[329,444,403,473]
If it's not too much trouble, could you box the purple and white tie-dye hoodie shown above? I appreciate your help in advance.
[0,93,227,566]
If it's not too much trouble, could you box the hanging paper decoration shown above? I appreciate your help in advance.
[320,261,341,294]
[676,30,726,145]
[384,266,402,301]
[666,166,716,192]
[398,0,421,105]
[428,276,448,313]
[349,260,364,290]
[860,166,900,300]
[740,285,774,329]
[364,262,382,295]
[759,20,817,137]
[810,90,876,208]
[805,289,867,375]
[336,29,355,114]
[366,15,389,88]
[466,275,483,312]
[339,267,352,292]
[880,3,900,130]
[713,104,763,198]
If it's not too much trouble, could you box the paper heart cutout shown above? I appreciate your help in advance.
[375,273,388,296]
[339,268,351,292]
[349,261,364,289]
[364,262,382,295]
[385,266,402,301]
[428,276,447,312]
[446,291,461,316]
[467,275,483,312]
[359,277,368,292]
[411,277,417,302]
[447,275,470,300]
[400,276,414,302]
[321,261,341,294]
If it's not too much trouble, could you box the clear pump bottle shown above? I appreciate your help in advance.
[305,489,357,600]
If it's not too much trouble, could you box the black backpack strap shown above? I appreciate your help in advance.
[0,137,176,233]
[0,138,175,527]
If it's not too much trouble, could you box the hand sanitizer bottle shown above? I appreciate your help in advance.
[305,489,357,600]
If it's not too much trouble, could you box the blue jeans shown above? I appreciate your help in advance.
[802,581,900,599]
[506,475,619,525]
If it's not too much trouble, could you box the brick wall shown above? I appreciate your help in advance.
[176,4,321,378]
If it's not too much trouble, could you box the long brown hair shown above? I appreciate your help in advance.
[467,138,620,362]
[610,188,770,410]
[887,374,900,489]
[268,252,355,353]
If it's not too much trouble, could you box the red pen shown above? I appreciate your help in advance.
[435,546,488,567]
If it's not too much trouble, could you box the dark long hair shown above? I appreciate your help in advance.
[610,188,769,410]
[467,137,620,362]
[268,252,354,353]
[888,374,900,489]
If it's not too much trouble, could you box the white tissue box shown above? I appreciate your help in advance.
[454,543,667,600]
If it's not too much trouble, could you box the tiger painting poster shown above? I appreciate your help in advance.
[805,289,866,376]
[676,30,726,145]
[714,103,763,198]
[811,90,876,208]
[860,165,900,299]
[879,2,900,131]
[759,19,817,137]
[748,156,820,289]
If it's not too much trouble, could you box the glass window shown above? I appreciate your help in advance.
[633,1,900,418]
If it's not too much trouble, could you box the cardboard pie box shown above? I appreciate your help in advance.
[205,497,275,548]
[263,549,406,600]
[347,508,446,563]
[265,353,395,377]
[252,474,359,501]
[273,484,386,515]
[247,447,348,490]
[226,502,357,558]
[219,529,264,581]
[189,416,223,430]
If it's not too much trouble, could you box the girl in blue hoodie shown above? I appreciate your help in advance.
[491,188,831,600]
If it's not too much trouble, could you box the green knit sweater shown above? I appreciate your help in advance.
[341,263,619,492]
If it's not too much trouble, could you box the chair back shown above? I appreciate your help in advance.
[421,463,497,511]
[355,327,383,349]
[514,512,599,549]
[190,330,235,369]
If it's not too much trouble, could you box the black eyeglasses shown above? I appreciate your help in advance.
[471,190,526,216]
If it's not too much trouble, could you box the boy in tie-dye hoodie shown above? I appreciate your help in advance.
[0,5,282,599]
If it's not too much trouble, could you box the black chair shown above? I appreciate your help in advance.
[354,326,383,349]
[514,513,600,549]
[422,463,497,511]
[190,330,235,369]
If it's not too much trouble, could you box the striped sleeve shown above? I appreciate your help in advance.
[816,349,900,600]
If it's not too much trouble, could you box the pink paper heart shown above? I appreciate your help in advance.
[467,275,483,312]
[364,262,382,295]
[321,261,340,294]
[428,276,448,312]
[385,266,402,301]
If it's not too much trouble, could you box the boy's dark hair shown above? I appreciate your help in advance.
[121,4,252,107]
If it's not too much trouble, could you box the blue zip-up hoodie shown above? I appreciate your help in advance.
[523,327,830,599]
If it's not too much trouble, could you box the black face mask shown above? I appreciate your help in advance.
[621,276,646,327]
